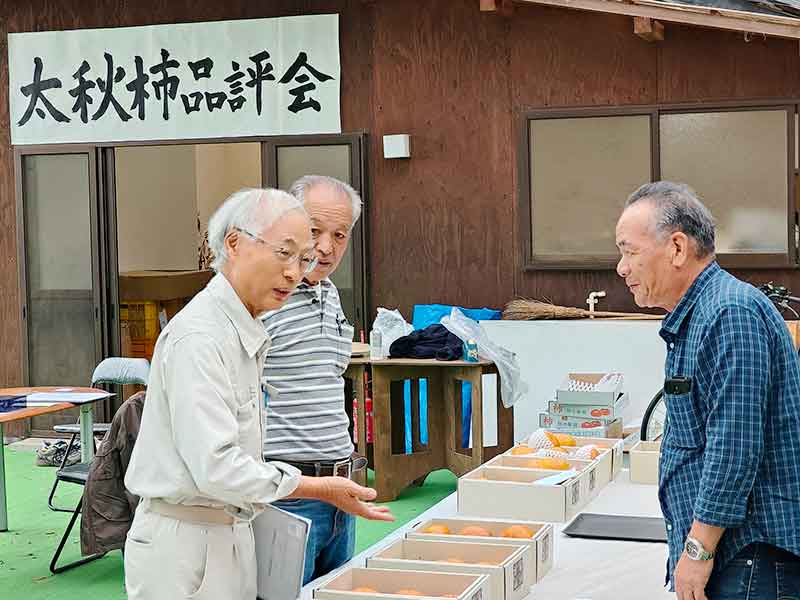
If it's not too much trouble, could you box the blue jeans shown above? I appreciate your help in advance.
[272,498,355,585]
[706,543,800,600]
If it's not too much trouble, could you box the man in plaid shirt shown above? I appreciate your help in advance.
[616,181,800,600]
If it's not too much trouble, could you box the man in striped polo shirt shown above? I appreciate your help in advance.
[260,175,364,584]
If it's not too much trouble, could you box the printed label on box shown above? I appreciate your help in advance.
[614,444,623,466]
[589,468,597,492]
[548,393,629,419]
[512,558,524,591]
[570,481,581,506]
[549,401,615,418]
[471,590,483,600]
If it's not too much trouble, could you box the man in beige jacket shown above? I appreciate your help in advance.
[124,188,392,600]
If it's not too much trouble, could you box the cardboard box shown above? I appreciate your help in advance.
[457,465,589,523]
[367,538,530,600]
[486,454,604,501]
[313,568,490,600]
[573,436,625,480]
[547,392,629,419]
[406,517,553,584]
[119,269,212,301]
[503,443,615,492]
[785,320,800,350]
[487,454,592,473]
[555,372,624,406]
[629,440,661,485]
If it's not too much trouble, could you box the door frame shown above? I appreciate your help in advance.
[14,145,110,433]
[262,132,370,334]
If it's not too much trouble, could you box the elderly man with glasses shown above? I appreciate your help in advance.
[260,175,365,584]
[124,188,392,600]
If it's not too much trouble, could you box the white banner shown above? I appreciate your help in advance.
[8,15,341,145]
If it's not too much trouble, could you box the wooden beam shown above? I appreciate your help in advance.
[634,16,665,41]
[480,0,515,16]
[514,0,800,40]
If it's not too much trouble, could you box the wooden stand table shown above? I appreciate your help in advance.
[344,358,514,502]
[343,356,370,487]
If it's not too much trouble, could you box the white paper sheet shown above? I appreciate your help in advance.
[254,504,311,600]
[26,391,112,404]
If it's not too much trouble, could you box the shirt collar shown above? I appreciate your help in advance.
[206,273,269,358]
[660,261,720,339]
[298,277,333,290]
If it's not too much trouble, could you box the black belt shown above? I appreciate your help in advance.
[266,454,368,479]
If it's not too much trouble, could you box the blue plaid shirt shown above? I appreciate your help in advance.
[659,261,800,586]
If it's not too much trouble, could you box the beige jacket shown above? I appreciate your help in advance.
[125,274,300,519]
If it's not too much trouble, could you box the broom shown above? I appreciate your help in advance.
[503,299,663,321]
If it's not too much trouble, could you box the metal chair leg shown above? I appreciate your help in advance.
[49,497,106,574]
[47,434,79,513]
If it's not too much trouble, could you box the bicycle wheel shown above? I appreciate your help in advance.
[640,388,666,441]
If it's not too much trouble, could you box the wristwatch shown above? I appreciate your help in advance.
[684,536,715,561]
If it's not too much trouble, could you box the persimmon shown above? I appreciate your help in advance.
[459,525,492,537]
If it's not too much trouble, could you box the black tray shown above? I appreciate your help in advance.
[563,513,667,543]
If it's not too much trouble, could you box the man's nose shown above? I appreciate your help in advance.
[616,256,628,278]
[284,261,302,282]
[316,233,333,256]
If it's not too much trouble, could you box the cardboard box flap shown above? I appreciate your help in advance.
[375,539,522,565]
[488,454,593,473]
[410,517,551,541]
[318,568,487,598]
[558,372,623,393]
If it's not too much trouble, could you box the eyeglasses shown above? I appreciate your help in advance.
[234,228,319,274]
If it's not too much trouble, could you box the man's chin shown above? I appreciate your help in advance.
[310,265,334,281]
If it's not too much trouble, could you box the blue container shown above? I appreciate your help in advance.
[463,339,479,362]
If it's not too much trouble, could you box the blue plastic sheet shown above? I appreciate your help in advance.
[412,304,501,331]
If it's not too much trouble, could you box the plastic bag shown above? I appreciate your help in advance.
[441,307,527,408]
[372,308,414,358]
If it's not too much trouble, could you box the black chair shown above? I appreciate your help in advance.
[47,423,110,513]
[49,463,106,573]
[47,357,149,574]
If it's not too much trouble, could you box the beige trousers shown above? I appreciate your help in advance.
[124,501,257,600]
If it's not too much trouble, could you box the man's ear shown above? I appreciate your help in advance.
[224,230,240,260]
[670,231,691,268]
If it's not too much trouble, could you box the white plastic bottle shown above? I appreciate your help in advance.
[370,329,385,360]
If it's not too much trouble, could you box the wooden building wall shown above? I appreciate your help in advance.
[2,0,800,399]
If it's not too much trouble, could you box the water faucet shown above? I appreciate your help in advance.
[586,290,606,317]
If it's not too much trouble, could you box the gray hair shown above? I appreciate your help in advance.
[289,175,362,228]
[207,187,305,272]
[625,181,716,258]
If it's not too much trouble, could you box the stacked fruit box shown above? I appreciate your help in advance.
[315,517,554,600]
[539,372,627,438]
[314,376,632,600]
[314,427,625,600]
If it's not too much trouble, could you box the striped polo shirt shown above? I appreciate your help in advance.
[260,279,355,462]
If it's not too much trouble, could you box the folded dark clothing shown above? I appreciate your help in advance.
[389,324,463,360]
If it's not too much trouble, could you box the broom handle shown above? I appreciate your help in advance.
[588,310,658,318]
[598,315,664,320]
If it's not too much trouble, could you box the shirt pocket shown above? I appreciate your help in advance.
[665,392,705,449]
[233,383,259,431]
[336,314,355,370]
